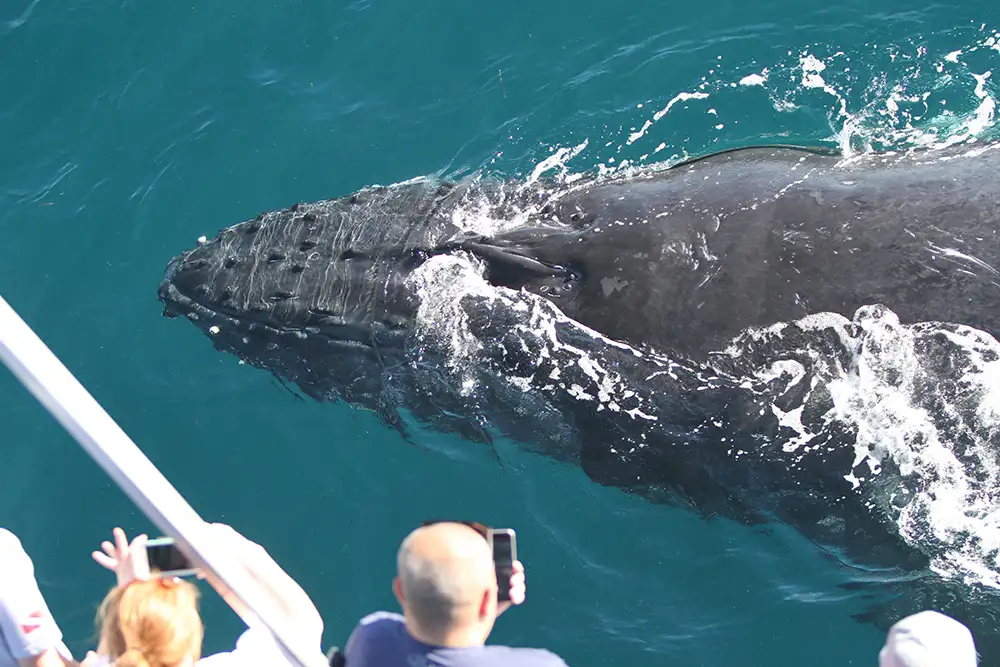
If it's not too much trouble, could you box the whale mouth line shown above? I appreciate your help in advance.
[158,280,386,351]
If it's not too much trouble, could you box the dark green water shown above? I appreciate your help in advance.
[2,2,999,665]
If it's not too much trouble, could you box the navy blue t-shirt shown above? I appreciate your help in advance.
[343,612,569,667]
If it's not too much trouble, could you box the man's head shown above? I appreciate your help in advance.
[392,522,499,647]
[879,610,978,667]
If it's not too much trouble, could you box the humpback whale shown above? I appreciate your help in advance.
[158,142,1000,647]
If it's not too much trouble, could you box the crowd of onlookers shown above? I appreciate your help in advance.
[0,520,979,667]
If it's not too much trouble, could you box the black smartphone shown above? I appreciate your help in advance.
[489,528,517,603]
[144,537,198,578]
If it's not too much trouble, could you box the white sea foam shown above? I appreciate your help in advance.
[824,315,1000,588]
[409,253,656,424]
[739,72,768,86]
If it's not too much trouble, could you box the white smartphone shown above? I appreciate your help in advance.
[143,537,199,578]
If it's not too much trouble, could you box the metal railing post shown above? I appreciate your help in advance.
[0,294,328,667]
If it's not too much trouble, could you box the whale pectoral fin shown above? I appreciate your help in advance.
[361,400,421,450]
[433,412,499,453]
[269,375,306,402]
[578,421,768,525]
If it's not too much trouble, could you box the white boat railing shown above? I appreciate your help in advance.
[0,294,329,667]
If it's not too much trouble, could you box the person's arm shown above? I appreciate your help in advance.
[0,531,77,667]
[200,523,324,646]
[92,524,323,648]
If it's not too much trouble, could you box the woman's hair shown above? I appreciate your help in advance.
[96,578,203,667]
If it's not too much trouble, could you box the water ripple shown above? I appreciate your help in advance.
[0,0,41,36]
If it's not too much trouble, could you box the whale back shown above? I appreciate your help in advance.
[474,144,1000,358]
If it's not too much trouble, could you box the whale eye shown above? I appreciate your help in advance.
[562,283,573,291]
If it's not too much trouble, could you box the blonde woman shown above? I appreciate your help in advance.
[83,524,323,667]
[80,529,201,667]
[90,577,202,667]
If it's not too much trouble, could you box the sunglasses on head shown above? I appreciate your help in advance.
[420,520,491,540]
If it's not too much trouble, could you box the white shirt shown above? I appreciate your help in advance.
[0,529,73,667]
[83,625,304,667]
[197,625,306,667]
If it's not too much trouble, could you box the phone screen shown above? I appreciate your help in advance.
[145,538,196,576]
[490,529,516,603]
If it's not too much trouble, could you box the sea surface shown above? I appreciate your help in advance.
[2,1,1000,666]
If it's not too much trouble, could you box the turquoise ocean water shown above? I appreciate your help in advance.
[2,1,1000,665]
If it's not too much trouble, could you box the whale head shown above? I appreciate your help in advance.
[157,178,589,406]
[158,180,471,403]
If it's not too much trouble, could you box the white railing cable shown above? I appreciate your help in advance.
[0,294,328,667]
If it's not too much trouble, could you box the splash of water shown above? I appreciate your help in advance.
[485,24,1000,189]
[822,310,1000,587]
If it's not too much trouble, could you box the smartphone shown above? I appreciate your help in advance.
[144,537,198,578]
[489,528,517,603]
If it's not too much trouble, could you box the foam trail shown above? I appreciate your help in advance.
[739,72,768,86]
[526,140,590,185]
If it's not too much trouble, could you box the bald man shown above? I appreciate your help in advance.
[342,521,569,666]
